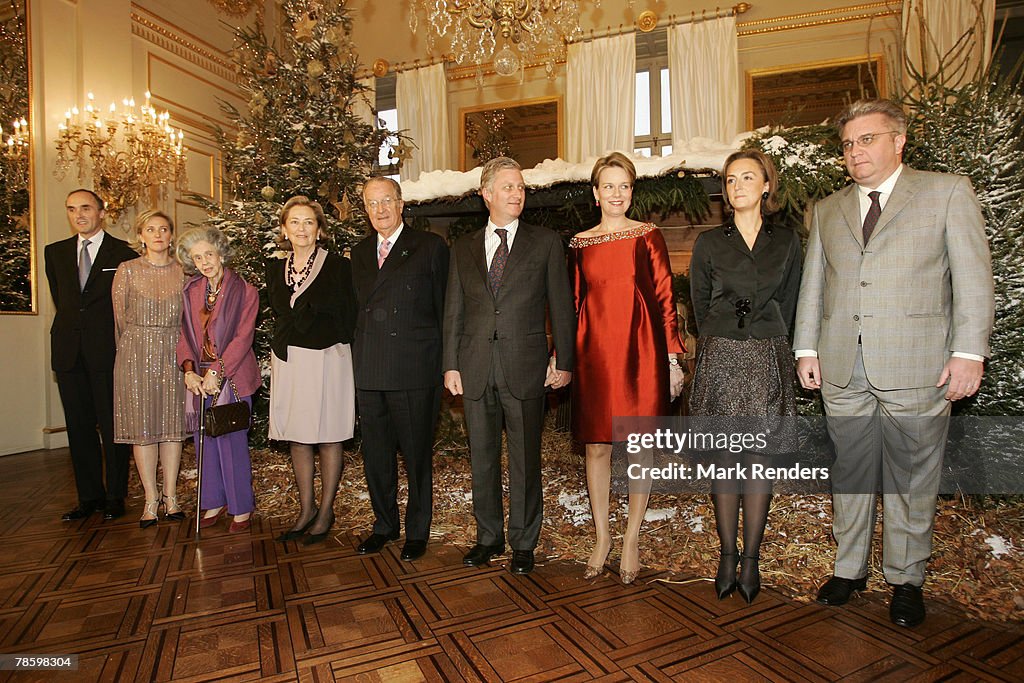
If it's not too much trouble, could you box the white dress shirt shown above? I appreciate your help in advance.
[376,223,404,250]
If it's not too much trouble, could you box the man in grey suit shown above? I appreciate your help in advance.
[443,157,576,575]
[794,99,994,627]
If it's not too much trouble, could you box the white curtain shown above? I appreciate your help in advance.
[902,0,994,89]
[352,76,375,128]
[565,32,636,163]
[396,63,451,181]
[667,15,739,146]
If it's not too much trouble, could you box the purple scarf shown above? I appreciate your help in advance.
[181,268,248,431]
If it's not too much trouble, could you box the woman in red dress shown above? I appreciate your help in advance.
[569,152,685,584]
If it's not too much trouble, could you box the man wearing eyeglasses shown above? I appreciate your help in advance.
[351,176,449,562]
[793,99,993,627]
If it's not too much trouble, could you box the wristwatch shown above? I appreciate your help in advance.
[668,357,680,367]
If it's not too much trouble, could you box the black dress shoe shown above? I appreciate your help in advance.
[61,502,100,521]
[400,540,427,561]
[510,550,535,575]
[890,583,925,627]
[463,543,505,566]
[102,499,125,521]
[816,575,868,606]
[357,532,399,554]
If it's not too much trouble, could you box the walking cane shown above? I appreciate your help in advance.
[194,393,206,540]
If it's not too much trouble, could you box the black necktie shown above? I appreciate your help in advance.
[488,228,509,294]
[862,190,882,244]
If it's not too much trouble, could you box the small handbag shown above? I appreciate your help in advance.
[203,374,250,437]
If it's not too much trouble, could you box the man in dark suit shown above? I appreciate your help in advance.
[443,157,576,574]
[45,189,137,521]
[794,100,994,627]
[351,177,449,562]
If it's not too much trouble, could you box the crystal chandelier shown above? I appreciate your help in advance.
[54,91,187,223]
[409,0,589,79]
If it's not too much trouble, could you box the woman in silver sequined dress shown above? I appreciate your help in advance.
[113,210,188,528]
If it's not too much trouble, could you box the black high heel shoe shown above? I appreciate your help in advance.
[302,512,335,546]
[162,495,186,522]
[139,500,160,529]
[737,554,761,604]
[715,552,739,599]
[275,509,319,542]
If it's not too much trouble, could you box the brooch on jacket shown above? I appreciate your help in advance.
[735,297,752,329]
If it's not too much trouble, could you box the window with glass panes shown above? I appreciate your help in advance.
[634,28,672,158]
[374,74,400,180]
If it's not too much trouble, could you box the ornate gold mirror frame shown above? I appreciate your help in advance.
[745,54,886,131]
[0,0,35,315]
[459,96,562,172]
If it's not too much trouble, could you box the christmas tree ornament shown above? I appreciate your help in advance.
[293,14,317,41]
[261,185,276,201]
[306,59,325,79]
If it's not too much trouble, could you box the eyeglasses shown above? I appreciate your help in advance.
[841,131,900,152]
[366,197,398,210]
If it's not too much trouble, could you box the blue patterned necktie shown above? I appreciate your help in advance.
[79,238,93,291]
[488,228,509,294]
[862,190,882,244]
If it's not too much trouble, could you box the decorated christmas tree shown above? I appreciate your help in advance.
[195,0,394,443]
[0,3,30,312]
[900,58,1024,416]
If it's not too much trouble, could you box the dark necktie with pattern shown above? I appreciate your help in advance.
[862,190,882,244]
[488,228,509,294]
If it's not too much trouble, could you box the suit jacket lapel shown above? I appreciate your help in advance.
[750,225,775,257]
[374,229,415,291]
[838,185,864,248]
[499,223,538,286]
[722,222,754,258]
[469,229,488,295]
[871,167,920,240]
[84,234,125,292]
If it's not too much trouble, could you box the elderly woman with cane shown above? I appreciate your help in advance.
[176,226,261,533]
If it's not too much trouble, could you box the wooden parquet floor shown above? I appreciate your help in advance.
[0,450,1021,682]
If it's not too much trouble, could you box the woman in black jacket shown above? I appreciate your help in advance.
[689,150,802,603]
[267,196,357,544]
